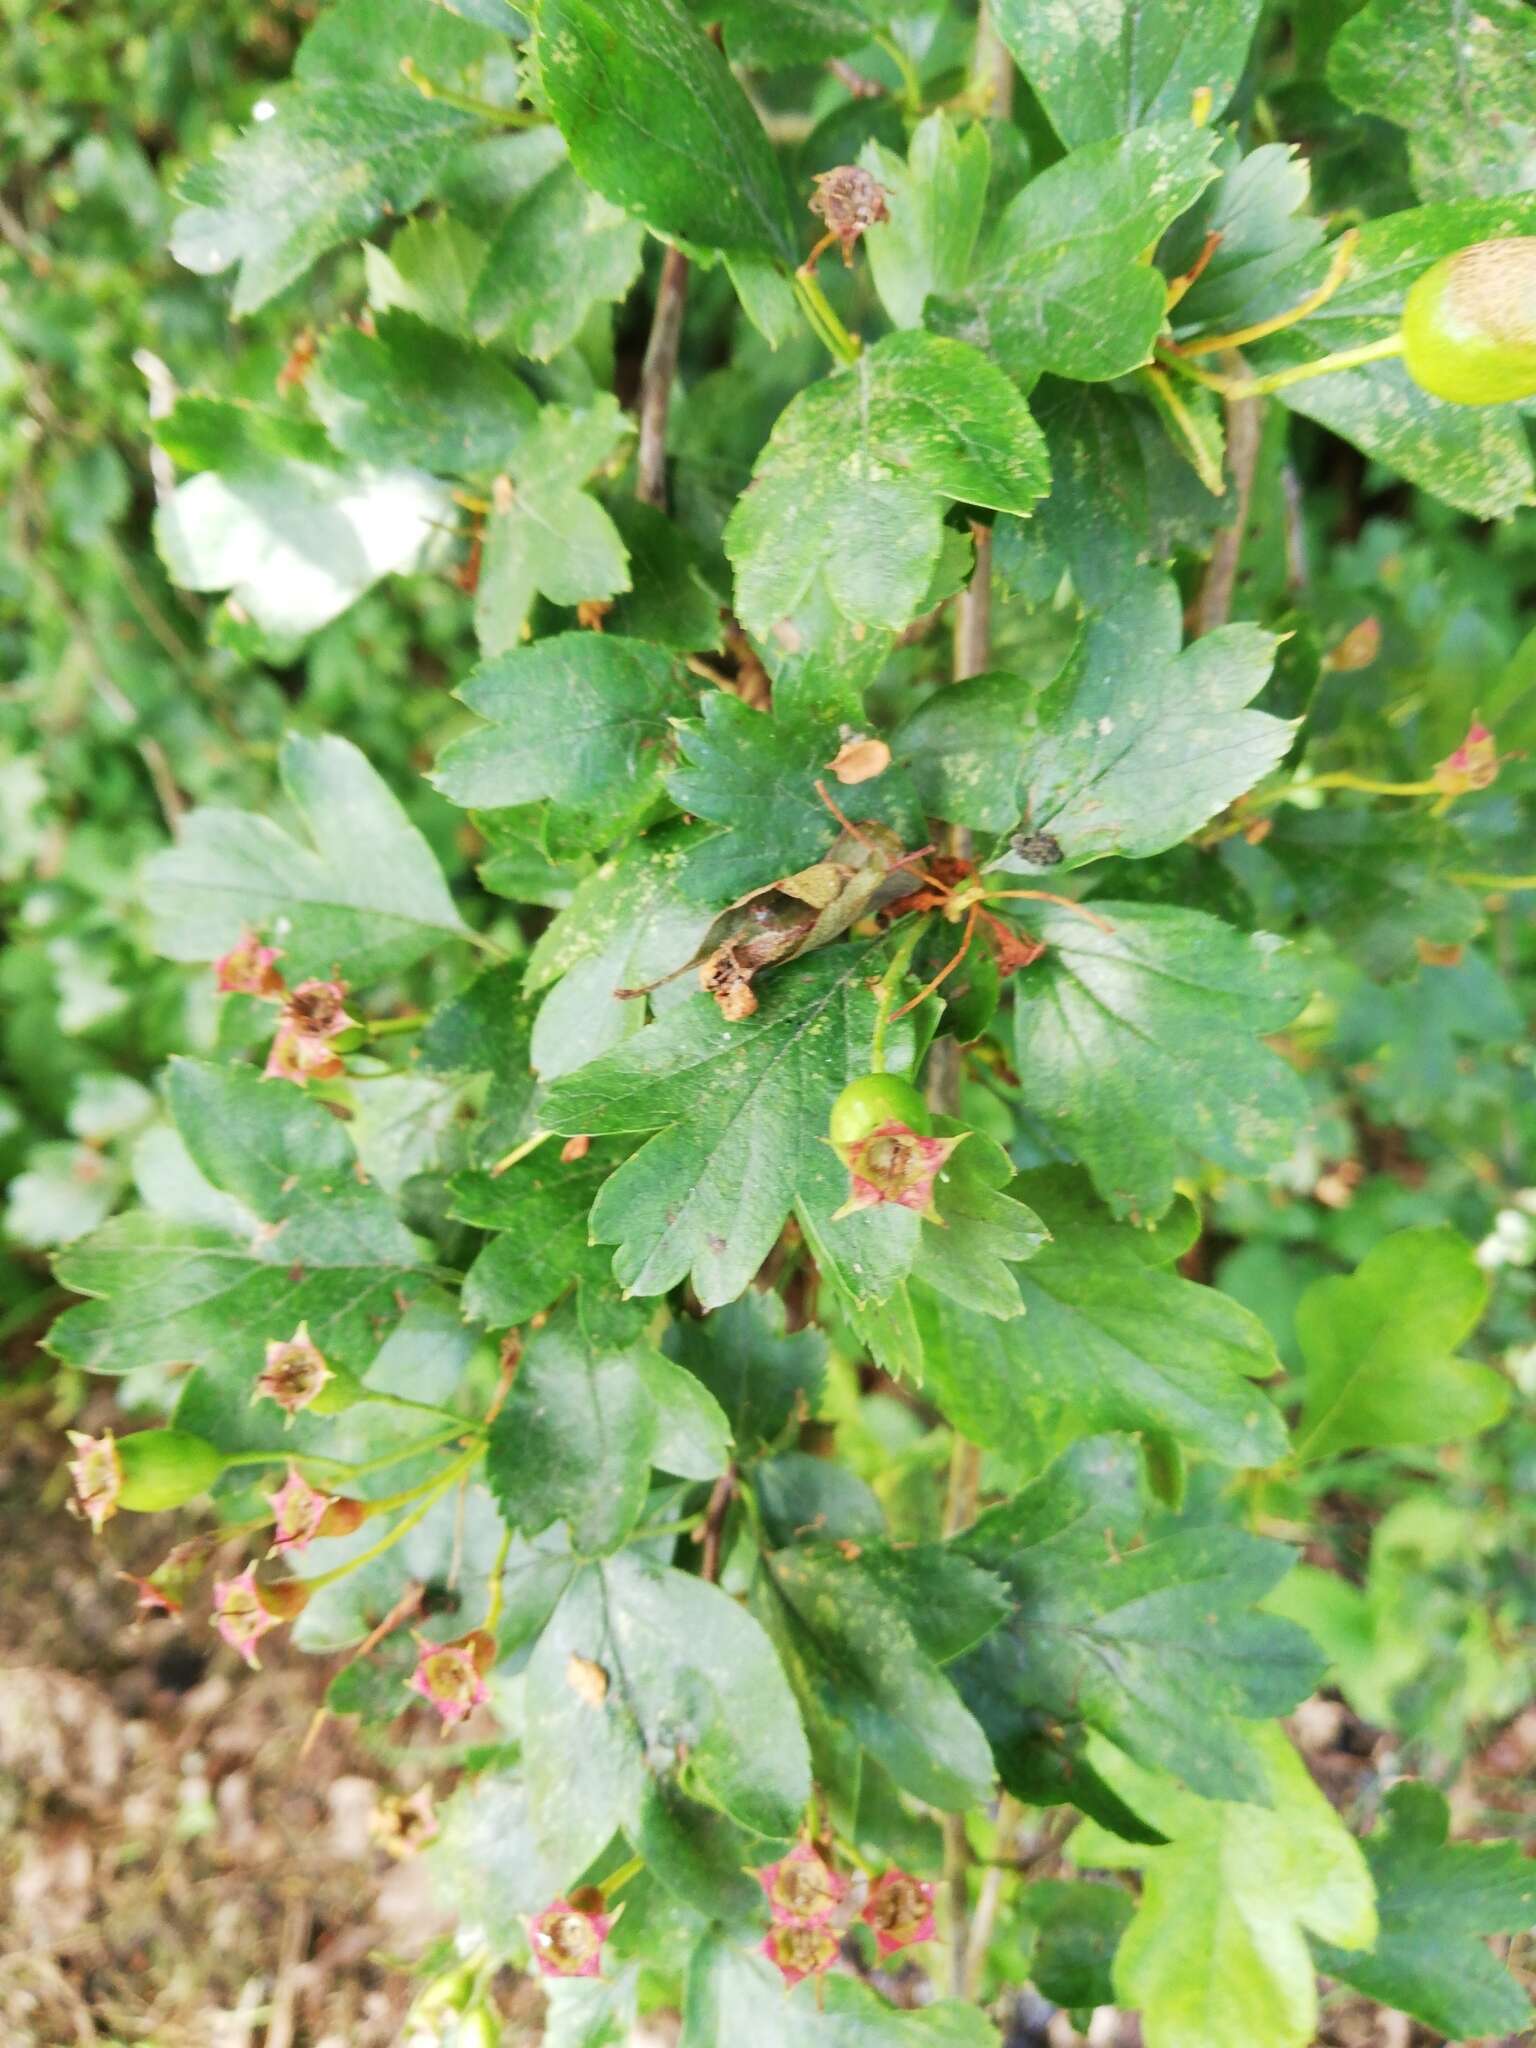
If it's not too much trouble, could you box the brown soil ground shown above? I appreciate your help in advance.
[2,1387,1530,2048]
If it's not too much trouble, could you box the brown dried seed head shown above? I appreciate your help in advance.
[809,166,889,260]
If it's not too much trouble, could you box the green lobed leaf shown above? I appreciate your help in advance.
[537,0,797,263]
[1328,0,1536,204]
[463,128,646,357]
[708,0,907,68]
[365,213,489,336]
[991,378,1231,608]
[898,568,1290,859]
[666,1290,827,1454]
[170,85,480,315]
[1012,902,1310,1219]
[450,1142,625,1327]
[540,936,911,1309]
[486,1307,728,1553]
[523,825,714,1080]
[757,1543,998,1811]
[434,632,689,844]
[49,1058,429,1395]
[725,330,1050,641]
[929,125,1220,388]
[147,731,469,982]
[523,1551,811,1897]
[1293,1227,1504,1461]
[309,312,537,476]
[293,0,508,86]
[862,112,991,331]
[908,1125,1048,1321]
[1073,1725,1376,2048]
[1162,141,1325,338]
[952,1437,1324,1804]
[914,1167,1289,1469]
[468,400,634,654]
[665,691,927,905]
[602,499,726,651]
[991,0,1265,147]
[1311,1780,1536,2039]
[154,395,452,640]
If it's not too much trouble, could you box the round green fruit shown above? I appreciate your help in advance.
[1401,237,1536,405]
[116,1429,227,1512]
[829,1072,929,1147]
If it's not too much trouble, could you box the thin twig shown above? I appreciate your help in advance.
[263,1893,311,2048]
[969,0,1014,117]
[698,1464,738,1583]
[636,247,689,510]
[933,520,996,1998]
[962,1793,1021,1999]
[1194,361,1263,637]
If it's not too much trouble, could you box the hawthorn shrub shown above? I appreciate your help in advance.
[10,0,1536,2043]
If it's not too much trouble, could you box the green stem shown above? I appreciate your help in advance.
[1159,333,1404,401]
[870,919,930,1074]
[463,925,511,961]
[598,1853,646,1901]
[398,57,545,128]
[1452,871,1536,890]
[481,1522,514,1633]
[296,1444,483,1592]
[628,1510,707,1545]
[219,1420,475,1483]
[365,1387,482,1431]
[1253,768,1440,812]
[793,269,861,365]
[365,1014,425,1039]
[489,1128,553,1177]
[874,30,923,115]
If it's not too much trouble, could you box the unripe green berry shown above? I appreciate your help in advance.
[116,1429,227,1512]
[828,1072,929,1147]
[1401,237,1536,405]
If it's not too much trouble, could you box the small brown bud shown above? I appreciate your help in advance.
[809,165,889,263]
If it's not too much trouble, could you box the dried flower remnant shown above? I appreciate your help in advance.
[529,1896,613,1978]
[1434,720,1503,797]
[756,1841,846,1926]
[372,1785,439,1860]
[214,931,286,998]
[407,1629,494,1729]
[832,1120,965,1221]
[212,1565,283,1668]
[254,1322,334,1421]
[67,1430,123,1532]
[809,165,889,264]
[264,978,358,1084]
[761,1920,840,1987]
[264,1466,345,1554]
[860,1870,936,1956]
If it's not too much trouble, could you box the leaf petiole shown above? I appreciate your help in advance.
[294,1443,484,1592]
[1158,333,1405,400]
[1175,229,1360,357]
[792,268,861,365]
[398,57,546,129]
